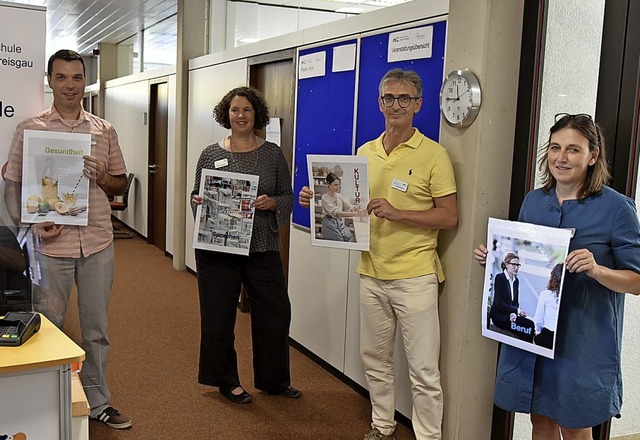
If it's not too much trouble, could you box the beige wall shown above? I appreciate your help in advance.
[438,1,525,437]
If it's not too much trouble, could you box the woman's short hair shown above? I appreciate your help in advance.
[213,86,270,130]
[546,263,563,293]
[537,114,611,200]
[326,172,340,184]
[378,68,423,98]
[501,252,519,271]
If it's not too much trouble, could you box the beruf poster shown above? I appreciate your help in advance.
[481,217,573,359]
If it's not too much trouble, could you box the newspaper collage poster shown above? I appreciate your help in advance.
[306,155,369,251]
[192,169,258,256]
[481,218,573,359]
[21,130,91,225]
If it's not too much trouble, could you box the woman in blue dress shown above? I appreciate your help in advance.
[474,113,640,439]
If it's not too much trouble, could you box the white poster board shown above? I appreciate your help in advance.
[192,169,259,256]
[307,155,369,251]
[21,130,91,225]
[481,218,573,359]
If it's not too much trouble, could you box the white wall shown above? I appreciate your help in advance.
[184,59,248,271]
[104,67,177,241]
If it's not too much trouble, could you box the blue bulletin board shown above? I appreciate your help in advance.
[292,40,358,227]
[355,21,446,148]
[292,20,447,228]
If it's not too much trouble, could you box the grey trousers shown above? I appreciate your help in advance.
[33,244,115,416]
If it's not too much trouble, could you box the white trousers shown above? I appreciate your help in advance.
[360,274,443,439]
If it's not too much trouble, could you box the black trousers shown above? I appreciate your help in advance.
[195,249,292,392]
[534,327,555,349]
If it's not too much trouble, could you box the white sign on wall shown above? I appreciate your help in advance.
[298,51,326,79]
[0,2,46,163]
[387,25,433,63]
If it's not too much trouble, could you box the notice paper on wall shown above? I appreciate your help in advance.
[332,44,357,73]
[266,118,281,146]
[299,51,326,79]
[387,25,433,62]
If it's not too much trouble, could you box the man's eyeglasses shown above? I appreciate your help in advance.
[508,263,521,267]
[381,95,420,108]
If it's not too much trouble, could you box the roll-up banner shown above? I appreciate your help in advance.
[0,1,46,162]
[0,1,45,225]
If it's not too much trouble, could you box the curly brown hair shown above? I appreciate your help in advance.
[546,263,563,293]
[213,86,270,130]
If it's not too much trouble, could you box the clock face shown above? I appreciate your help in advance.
[440,70,481,127]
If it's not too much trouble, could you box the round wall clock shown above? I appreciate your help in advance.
[439,69,482,128]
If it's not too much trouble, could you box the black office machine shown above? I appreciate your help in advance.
[0,311,41,346]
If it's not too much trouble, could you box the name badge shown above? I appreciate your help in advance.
[214,159,229,169]
[391,178,408,192]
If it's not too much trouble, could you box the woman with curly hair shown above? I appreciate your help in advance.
[532,263,563,349]
[191,86,300,404]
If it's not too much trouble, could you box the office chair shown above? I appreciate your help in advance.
[110,173,135,239]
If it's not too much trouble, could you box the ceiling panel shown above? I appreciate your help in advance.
[4,0,406,60]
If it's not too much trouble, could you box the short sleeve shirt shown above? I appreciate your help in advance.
[356,129,457,281]
[494,186,640,428]
[4,105,127,258]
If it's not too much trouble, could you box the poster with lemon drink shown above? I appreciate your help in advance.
[21,130,91,225]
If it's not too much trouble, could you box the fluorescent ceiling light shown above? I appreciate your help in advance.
[239,38,261,44]
[363,0,408,5]
[336,6,365,13]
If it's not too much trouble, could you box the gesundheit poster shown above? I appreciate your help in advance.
[192,169,259,256]
[306,154,369,251]
[21,130,90,225]
[481,217,573,359]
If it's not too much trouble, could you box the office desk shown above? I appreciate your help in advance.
[0,314,85,439]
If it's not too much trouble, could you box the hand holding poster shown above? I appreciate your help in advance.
[306,155,369,251]
[481,218,573,359]
[192,169,259,256]
[21,130,91,225]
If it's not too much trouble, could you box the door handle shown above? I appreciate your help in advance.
[149,164,158,175]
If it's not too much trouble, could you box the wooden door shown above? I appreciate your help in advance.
[249,52,295,276]
[148,81,168,252]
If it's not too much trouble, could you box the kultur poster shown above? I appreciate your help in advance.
[481,217,573,359]
[306,154,369,251]
[192,169,259,256]
[21,130,91,226]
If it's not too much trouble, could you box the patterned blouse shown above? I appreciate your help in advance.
[191,140,293,253]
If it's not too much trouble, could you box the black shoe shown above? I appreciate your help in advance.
[220,386,253,404]
[269,385,302,399]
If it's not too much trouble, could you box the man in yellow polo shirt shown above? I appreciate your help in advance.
[299,68,457,440]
